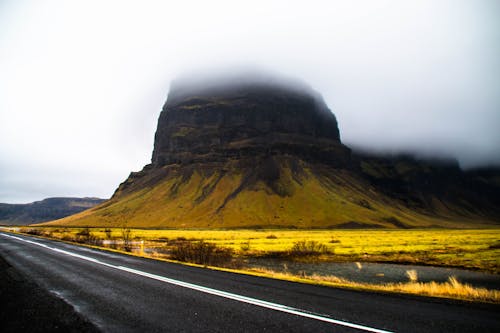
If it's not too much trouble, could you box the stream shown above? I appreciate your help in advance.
[246,258,500,290]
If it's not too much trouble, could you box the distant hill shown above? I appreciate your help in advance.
[39,71,500,228]
[0,197,105,225]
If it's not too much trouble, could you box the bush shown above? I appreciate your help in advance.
[22,228,44,236]
[75,228,102,246]
[170,241,234,267]
[489,242,500,249]
[290,240,331,256]
[61,234,76,242]
[21,228,53,238]
[240,240,251,252]
[121,227,132,252]
[104,228,112,239]
[76,228,90,238]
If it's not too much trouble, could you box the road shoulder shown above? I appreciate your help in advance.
[0,253,100,332]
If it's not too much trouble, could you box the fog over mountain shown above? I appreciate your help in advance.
[0,0,499,203]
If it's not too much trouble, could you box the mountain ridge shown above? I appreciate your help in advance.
[1,197,105,225]
[39,72,500,228]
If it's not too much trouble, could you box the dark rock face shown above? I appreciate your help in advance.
[151,75,349,167]
[353,151,500,219]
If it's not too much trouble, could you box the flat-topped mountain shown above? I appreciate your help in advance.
[151,73,346,167]
[41,72,500,228]
[0,197,105,225]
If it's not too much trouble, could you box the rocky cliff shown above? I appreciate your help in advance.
[151,75,346,167]
[42,72,500,228]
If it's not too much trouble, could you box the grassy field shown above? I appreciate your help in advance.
[7,226,499,302]
[13,227,500,273]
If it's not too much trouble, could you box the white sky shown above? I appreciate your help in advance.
[1,0,499,203]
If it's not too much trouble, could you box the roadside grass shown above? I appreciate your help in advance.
[247,267,500,303]
[6,226,500,303]
[15,227,499,272]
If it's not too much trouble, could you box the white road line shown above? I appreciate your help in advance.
[1,233,394,333]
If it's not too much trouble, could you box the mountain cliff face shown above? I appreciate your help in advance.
[353,153,500,221]
[42,73,500,228]
[0,197,104,225]
[151,76,346,167]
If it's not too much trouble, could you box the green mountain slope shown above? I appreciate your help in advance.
[42,157,498,228]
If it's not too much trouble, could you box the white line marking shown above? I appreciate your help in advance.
[1,233,394,333]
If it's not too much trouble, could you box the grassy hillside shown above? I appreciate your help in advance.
[40,158,495,228]
[41,74,500,229]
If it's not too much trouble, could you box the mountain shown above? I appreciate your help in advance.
[0,197,105,225]
[40,72,500,228]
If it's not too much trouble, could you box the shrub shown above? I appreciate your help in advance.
[21,228,54,238]
[22,228,44,236]
[75,228,102,246]
[170,241,234,267]
[489,242,500,249]
[121,227,132,252]
[240,240,251,252]
[104,228,112,239]
[290,240,331,256]
[76,228,90,239]
[61,234,76,242]
[167,237,188,246]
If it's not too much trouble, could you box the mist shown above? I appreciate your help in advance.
[166,66,320,105]
[1,0,499,203]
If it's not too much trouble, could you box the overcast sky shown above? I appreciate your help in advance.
[1,0,499,203]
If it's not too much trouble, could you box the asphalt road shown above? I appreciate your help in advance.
[1,232,499,333]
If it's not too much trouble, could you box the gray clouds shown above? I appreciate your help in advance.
[1,0,499,203]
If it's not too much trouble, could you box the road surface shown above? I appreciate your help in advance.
[1,232,499,332]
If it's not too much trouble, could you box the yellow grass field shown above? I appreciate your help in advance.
[16,227,500,273]
[8,226,500,302]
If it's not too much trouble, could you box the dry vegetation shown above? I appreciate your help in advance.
[15,227,500,272]
[170,240,235,267]
[9,226,500,303]
[248,267,500,303]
